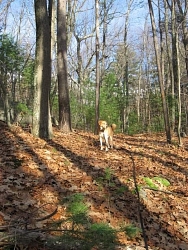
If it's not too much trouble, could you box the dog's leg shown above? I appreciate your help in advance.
[104,134,110,151]
[100,135,104,150]
[109,136,113,149]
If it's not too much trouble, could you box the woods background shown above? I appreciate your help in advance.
[0,0,187,141]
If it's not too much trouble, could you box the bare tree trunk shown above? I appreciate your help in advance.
[177,0,188,77]
[67,0,76,46]
[148,0,171,143]
[122,0,133,133]
[95,0,100,135]
[171,1,182,145]
[74,35,83,101]
[137,64,142,124]
[57,0,72,132]
[50,0,57,118]
[101,0,107,81]
[0,74,11,126]
[176,0,188,136]
[123,61,129,133]
[176,32,182,146]
[164,0,175,131]
[33,0,53,139]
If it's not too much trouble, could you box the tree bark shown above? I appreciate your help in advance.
[57,0,72,132]
[33,0,53,139]
[164,0,175,131]
[122,0,133,133]
[95,0,100,135]
[148,0,171,143]
[171,1,182,145]
[177,0,188,77]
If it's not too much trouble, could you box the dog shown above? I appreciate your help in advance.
[98,120,116,151]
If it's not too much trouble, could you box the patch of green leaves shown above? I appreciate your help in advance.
[143,176,171,190]
[143,177,158,190]
[153,177,170,187]
[16,103,31,115]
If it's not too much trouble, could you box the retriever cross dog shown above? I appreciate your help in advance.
[98,120,116,151]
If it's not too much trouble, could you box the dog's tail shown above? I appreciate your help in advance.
[111,124,116,130]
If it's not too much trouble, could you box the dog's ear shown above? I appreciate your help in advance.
[98,120,102,126]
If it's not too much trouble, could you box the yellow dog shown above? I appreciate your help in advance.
[98,120,116,151]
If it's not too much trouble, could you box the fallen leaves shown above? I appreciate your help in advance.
[0,121,188,249]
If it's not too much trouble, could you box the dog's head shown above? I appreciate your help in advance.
[98,120,108,131]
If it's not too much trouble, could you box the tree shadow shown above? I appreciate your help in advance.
[47,136,187,250]
[0,122,187,249]
[114,134,188,178]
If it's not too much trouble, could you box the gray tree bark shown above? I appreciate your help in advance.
[33,0,53,139]
[148,0,171,143]
[57,0,72,132]
[95,0,100,135]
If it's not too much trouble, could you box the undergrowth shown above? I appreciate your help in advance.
[45,193,140,250]
[1,192,140,250]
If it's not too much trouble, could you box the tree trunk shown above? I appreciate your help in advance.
[123,61,129,133]
[101,0,107,81]
[164,0,175,131]
[57,0,72,132]
[171,1,182,145]
[33,0,53,139]
[122,0,133,133]
[95,0,100,135]
[177,0,188,77]
[0,75,11,126]
[50,0,57,118]
[148,0,171,143]
[176,32,182,146]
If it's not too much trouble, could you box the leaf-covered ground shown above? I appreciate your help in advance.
[0,120,188,249]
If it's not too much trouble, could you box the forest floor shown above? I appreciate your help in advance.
[0,120,188,250]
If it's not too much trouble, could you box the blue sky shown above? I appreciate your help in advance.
[1,0,149,52]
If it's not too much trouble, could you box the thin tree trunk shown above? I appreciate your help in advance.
[176,32,182,146]
[148,0,171,143]
[177,0,188,77]
[172,3,182,145]
[124,61,129,133]
[122,0,133,133]
[137,64,142,124]
[164,0,175,131]
[101,0,107,81]
[95,0,100,134]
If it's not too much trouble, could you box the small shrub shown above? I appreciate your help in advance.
[66,193,89,226]
[85,223,117,249]
[116,186,129,195]
[121,224,141,239]
[46,193,140,249]
[15,103,31,115]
